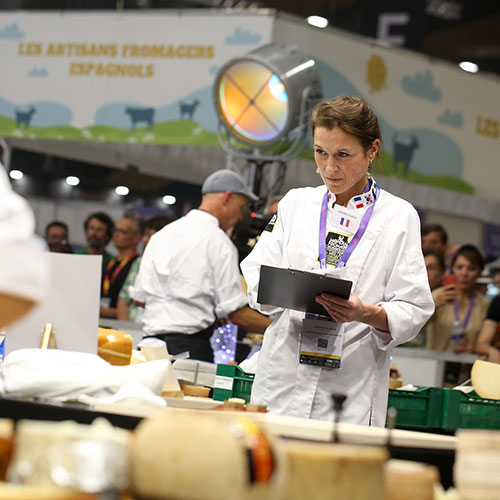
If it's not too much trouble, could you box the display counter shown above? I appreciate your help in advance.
[393,347,479,387]
[0,393,457,488]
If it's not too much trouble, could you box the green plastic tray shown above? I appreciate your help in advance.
[388,387,500,431]
[441,388,500,431]
[213,364,255,403]
[387,387,443,429]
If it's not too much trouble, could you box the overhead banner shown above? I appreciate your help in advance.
[0,11,272,144]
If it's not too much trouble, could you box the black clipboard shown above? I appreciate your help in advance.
[257,265,353,316]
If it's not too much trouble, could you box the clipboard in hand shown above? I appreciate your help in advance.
[257,265,353,317]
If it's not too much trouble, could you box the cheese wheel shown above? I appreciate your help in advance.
[9,419,131,489]
[471,360,500,400]
[131,411,267,500]
[279,440,387,500]
[455,430,500,497]
[131,410,388,500]
[97,328,132,366]
[385,459,439,500]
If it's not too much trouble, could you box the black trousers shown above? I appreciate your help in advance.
[145,324,215,362]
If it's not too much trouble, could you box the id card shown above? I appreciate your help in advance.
[299,315,344,369]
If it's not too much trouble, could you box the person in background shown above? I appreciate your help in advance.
[421,223,448,254]
[0,161,47,329]
[424,248,446,291]
[241,96,434,425]
[47,241,74,254]
[100,211,144,319]
[44,221,70,248]
[475,262,500,363]
[426,244,490,354]
[76,212,115,267]
[116,214,174,322]
[402,248,447,348]
[131,169,273,362]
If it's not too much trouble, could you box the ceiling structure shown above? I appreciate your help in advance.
[5,0,499,76]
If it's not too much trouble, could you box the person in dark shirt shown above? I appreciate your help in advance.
[100,211,144,319]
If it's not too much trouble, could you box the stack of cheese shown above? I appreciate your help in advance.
[97,327,132,366]
[2,418,131,499]
[455,429,500,499]
[130,410,388,500]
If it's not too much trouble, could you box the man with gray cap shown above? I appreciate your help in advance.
[130,169,272,361]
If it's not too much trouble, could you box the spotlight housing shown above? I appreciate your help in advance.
[213,43,322,152]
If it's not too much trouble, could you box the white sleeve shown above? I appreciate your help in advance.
[212,240,248,319]
[240,193,290,315]
[0,163,47,303]
[371,206,435,350]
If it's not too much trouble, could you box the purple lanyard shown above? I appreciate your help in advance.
[453,295,475,330]
[318,182,380,269]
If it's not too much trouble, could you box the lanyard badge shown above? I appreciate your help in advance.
[299,313,345,369]
[300,180,379,369]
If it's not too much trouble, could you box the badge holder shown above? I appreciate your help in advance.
[40,322,57,349]
[299,312,344,369]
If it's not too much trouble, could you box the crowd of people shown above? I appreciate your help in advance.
[40,165,500,372]
[42,210,174,322]
[417,222,500,375]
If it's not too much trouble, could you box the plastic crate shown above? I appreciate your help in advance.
[387,387,500,431]
[441,388,500,431]
[387,387,444,429]
[212,364,255,403]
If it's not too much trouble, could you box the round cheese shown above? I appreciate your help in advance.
[97,327,132,366]
[471,360,500,400]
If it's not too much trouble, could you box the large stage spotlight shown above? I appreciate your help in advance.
[213,43,322,155]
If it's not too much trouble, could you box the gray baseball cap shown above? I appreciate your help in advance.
[201,169,259,202]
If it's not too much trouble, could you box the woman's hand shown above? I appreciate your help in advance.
[434,284,456,307]
[315,292,389,332]
[315,292,363,323]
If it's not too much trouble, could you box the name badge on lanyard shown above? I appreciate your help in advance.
[299,181,379,369]
[300,314,345,369]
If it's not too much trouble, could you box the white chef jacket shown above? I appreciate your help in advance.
[0,162,47,304]
[130,209,248,336]
[240,181,434,426]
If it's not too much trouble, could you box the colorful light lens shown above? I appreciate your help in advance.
[217,60,289,144]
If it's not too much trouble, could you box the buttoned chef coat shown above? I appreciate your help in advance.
[241,181,435,426]
[130,209,248,336]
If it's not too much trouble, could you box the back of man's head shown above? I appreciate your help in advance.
[201,169,258,202]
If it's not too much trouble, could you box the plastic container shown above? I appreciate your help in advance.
[441,388,500,431]
[212,364,255,403]
[388,387,500,431]
[387,387,443,429]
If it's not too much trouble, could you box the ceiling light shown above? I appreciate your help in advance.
[162,195,176,205]
[115,185,129,196]
[459,61,478,73]
[307,16,328,28]
[65,175,80,186]
[9,169,23,180]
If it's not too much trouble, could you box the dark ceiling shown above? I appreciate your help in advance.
[4,0,500,76]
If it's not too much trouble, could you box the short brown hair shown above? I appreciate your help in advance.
[450,244,485,273]
[311,95,382,153]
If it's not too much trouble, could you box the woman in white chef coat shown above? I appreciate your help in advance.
[240,96,434,426]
